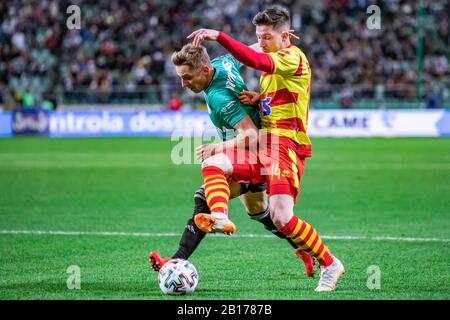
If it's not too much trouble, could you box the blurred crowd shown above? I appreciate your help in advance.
[0,0,448,110]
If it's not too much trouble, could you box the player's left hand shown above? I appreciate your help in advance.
[195,143,219,161]
[239,90,260,106]
[187,29,220,47]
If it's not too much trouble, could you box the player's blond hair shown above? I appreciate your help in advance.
[252,5,290,31]
[171,44,211,70]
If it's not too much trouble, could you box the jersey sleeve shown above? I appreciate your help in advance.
[211,91,248,128]
[267,47,304,76]
[217,32,273,73]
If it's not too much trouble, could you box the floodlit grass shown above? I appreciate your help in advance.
[0,137,449,299]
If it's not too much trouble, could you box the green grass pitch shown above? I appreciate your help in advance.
[0,137,449,300]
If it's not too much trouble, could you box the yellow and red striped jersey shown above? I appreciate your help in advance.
[259,45,312,157]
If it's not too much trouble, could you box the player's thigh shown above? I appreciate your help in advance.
[201,152,233,176]
[239,190,268,214]
[264,145,305,203]
[202,150,260,182]
[225,147,262,184]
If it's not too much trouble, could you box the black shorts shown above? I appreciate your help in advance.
[240,182,267,194]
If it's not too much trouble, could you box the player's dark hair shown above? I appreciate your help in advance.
[252,5,290,31]
[171,44,211,70]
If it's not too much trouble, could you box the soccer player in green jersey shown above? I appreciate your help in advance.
[149,44,314,277]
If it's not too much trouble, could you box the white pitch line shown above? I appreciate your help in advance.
[0,230,448,243]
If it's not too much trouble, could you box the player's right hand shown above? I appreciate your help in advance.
[195,143,218,162]
[239,90,260,106]
[187,29,219,47]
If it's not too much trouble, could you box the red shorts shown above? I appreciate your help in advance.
[226,136,307,203]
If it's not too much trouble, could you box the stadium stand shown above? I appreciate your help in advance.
[0,0,448,110]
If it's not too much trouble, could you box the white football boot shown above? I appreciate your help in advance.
[314,256,345,292]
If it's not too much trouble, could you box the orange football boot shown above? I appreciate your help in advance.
[194,212,236,235]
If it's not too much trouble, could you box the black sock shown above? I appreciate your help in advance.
[172,187,210,260]
[249,208,298,250]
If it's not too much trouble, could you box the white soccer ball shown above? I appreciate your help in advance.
[158,259,199,295]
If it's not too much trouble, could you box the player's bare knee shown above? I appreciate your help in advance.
[269,194,295,228]
[201,153,233,176]
[269,203,292,229]
[269,205,284,228]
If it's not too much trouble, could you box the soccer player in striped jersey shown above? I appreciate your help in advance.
[188,6,345,291]
[148,43,315,278]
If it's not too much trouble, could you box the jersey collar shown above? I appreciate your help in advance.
[204,68,217,94]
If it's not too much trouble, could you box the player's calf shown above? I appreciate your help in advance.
[248,208,315,277]
[172,187,209,260]
[150,187,210,271]
[198,161,236,234]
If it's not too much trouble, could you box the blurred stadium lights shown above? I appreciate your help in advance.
[0,0,448,111]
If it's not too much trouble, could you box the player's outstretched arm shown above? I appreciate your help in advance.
[188,29,274,73]
[188,29,297,51]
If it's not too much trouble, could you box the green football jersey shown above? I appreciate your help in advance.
[203,54,261,141]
